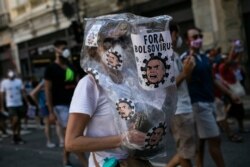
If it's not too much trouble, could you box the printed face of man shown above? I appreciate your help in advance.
[146,59,165,84]
[107,52,119,67]
[118,102,132,118]
[149,128,164,145]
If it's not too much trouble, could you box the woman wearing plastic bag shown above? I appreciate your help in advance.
[65,13,176,167]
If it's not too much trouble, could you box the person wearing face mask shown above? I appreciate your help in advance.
[166,22,196,167]
[64,15,162,167]
[0,70,28,144]
[44,40,88,167]
[180,27,240,167]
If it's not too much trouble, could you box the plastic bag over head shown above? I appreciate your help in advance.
[81,13,177,159]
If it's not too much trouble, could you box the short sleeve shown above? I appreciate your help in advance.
[0,80,6,92]
[69,75,99,117]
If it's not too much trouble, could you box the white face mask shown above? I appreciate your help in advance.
[8,71,15,78]
[176,36,183,48]
[62,49,71,58]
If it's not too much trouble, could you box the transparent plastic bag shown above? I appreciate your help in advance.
[81,13,176,159]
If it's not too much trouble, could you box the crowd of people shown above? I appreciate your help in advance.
[166,23,248,167]
[0,19,249,167]
[0,40,88,167]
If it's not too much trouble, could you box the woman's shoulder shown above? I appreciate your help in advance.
[78,74,98,88]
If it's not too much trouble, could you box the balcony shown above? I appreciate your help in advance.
[0,13,10,30]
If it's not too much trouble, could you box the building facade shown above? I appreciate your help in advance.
[7,0,74,79]
[0,0,249,88]
[0,0,13,78]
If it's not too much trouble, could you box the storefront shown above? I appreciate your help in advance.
[17,29,80,80]
[14,0,196,80]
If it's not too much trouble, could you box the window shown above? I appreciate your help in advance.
[0,0,7,13]
[9,0,27,9]
[30,0,47,9]
[16,5,26,15]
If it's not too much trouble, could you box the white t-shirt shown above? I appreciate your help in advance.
[0,78,24,107]
[174,52,193,115]
[69,75,127,167]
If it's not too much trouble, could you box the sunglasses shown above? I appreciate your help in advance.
[192,34,203,40]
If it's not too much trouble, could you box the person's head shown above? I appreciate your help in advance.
[7,70,16,80]
[184,27,203,50]
[206,48,217,60]
[53,40,71,59]
[233,39,244,54]
[169,21,182,49]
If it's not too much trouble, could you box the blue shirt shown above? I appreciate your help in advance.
[180,51,214,104]
[38,90,46,108]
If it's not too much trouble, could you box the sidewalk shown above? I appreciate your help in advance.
[0,123,84,167]
[2,116,250,167]
[1,96,250,167]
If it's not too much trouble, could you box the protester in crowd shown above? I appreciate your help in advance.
[64,17,159,167]
[214,96,243,142]
[228,40,246,88]
[44,40,87,167]
[0,78,9,140]
[23,76,41,130]
[166,22,196,167]
[0,79,9,141]
[29,79,56,148]
[0,70,28,144]
[218,44,248,133]
[180,27,240,167]
[209,52,243,142]
[27,77,44,129]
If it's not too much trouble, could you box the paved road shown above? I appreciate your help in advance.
[1,96,250,167]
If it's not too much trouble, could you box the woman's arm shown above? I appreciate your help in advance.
[65,113,123,152]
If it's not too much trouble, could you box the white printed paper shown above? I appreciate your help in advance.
[85,22,104,47]
[131,31,175,90]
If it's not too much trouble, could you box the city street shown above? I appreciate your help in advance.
[1,96,250,167]
[1,1,250,167]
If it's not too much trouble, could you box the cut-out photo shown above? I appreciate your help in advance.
[145,122,167,149]
[131,31,175,90]
[116,98,135,120]
[85,22,105,47]
[103,45,124,70]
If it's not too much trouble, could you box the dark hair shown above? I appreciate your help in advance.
[169,21,179,34]
[147,56,167,69]
[53,40,68,47]
[183,26,202,40]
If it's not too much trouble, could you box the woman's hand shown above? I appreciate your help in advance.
[121,129,146,150]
